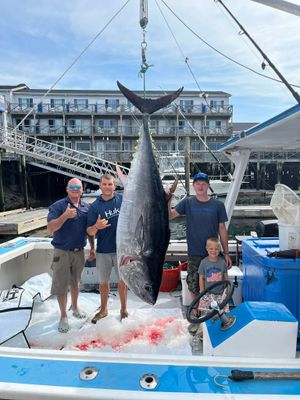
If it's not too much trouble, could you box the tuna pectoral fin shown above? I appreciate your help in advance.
[135,215,145,248]
[117,81,183,115]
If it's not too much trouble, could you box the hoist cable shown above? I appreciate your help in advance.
[13,0,131,133]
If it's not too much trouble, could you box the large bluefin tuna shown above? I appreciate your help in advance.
[116,81,183,305]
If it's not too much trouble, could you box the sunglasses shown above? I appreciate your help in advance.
[69,185,82,190]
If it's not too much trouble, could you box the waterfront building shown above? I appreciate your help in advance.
[0,84,299,211]
[0,83,232,169]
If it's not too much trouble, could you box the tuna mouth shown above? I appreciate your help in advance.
[118,258,157,305]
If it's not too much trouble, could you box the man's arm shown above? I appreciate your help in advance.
[47,203,76,234]
[87,233,96,261]
[169,207,180,220]
[168,195,181,220]
[219,222,232,269]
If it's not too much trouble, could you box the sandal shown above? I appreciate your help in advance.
[72,309,87,319]
[58,317,69,333]
[91,311,108,324]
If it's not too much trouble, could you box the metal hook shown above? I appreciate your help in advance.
[214,374,229,389]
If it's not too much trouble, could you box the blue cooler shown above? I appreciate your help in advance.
[242,238,300,326]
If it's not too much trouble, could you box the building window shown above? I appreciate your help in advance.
[50,99,65,109]
[105,142,118,151]
[49,119,63,130]
[156,141,169,151]
[18,98,33,109]
[180,100,193,113]
[191,140,201,151]
[98,119,117,131]
[69,119,82,128]
[178,119,191,131]
[75,141,91,152]
[15,118,32,131]
[149,119,158,132]
[74,99,88,109]
[207,139,219,150]
[210,100,224,110]
[122,141,131,151]
[178,120,186,130]
[56,141,72,148]
[68,119,83,134]
[105,99,119,110]
[215,120,222,133]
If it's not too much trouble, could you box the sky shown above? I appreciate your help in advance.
[1,0,300,122]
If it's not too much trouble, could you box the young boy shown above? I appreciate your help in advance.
[198,237,229,314]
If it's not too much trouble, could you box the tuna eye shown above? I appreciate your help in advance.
[144,285,152,293]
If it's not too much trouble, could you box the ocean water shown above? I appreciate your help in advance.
[170,216,258,241]
[170,194,273,241]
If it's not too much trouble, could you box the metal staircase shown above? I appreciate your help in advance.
[0,126,129,185]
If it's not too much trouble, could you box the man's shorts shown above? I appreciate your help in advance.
[186,256,204,294]
[51,248,85,296]
[96,253,120,283]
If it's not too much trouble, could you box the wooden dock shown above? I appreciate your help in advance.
[0,208,48,235]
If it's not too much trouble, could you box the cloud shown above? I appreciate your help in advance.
[0,0,300,121]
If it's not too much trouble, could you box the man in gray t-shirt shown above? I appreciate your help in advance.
[169,172,232,295]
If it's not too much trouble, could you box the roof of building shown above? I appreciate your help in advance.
[232,122,259,132]
[0,83,231,97]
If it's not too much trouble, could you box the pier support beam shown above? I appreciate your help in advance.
[20,155,29,209]
[0,151,4,211]
[277,161,282,184]
[184,136,190,195]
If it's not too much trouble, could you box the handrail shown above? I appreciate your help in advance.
[0,126,129,184]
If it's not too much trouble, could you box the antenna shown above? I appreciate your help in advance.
[216,0,300,104]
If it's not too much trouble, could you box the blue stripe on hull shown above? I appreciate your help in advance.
[1,356,300,395]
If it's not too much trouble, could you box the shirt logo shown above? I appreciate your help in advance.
[104,207,120,220]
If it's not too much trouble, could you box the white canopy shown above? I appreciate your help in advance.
[220,103,300,153]
[219,103,300,222]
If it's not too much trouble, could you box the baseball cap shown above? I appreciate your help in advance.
[193,172,209,184]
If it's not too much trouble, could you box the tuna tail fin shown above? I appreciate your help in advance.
[117,81,183,115]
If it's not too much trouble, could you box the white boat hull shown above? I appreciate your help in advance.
[0,238,300,399]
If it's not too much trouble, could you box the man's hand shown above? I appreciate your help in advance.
[64,203,77,219]
[88,248,96,262]
[95,214,111,230]
[224,254,232,269]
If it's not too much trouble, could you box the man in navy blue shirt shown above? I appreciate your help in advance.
[87,174,127,323]
[47,178,95,333]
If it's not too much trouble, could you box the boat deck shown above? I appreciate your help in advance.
[1,237,300,399]
[23,277,191,355]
